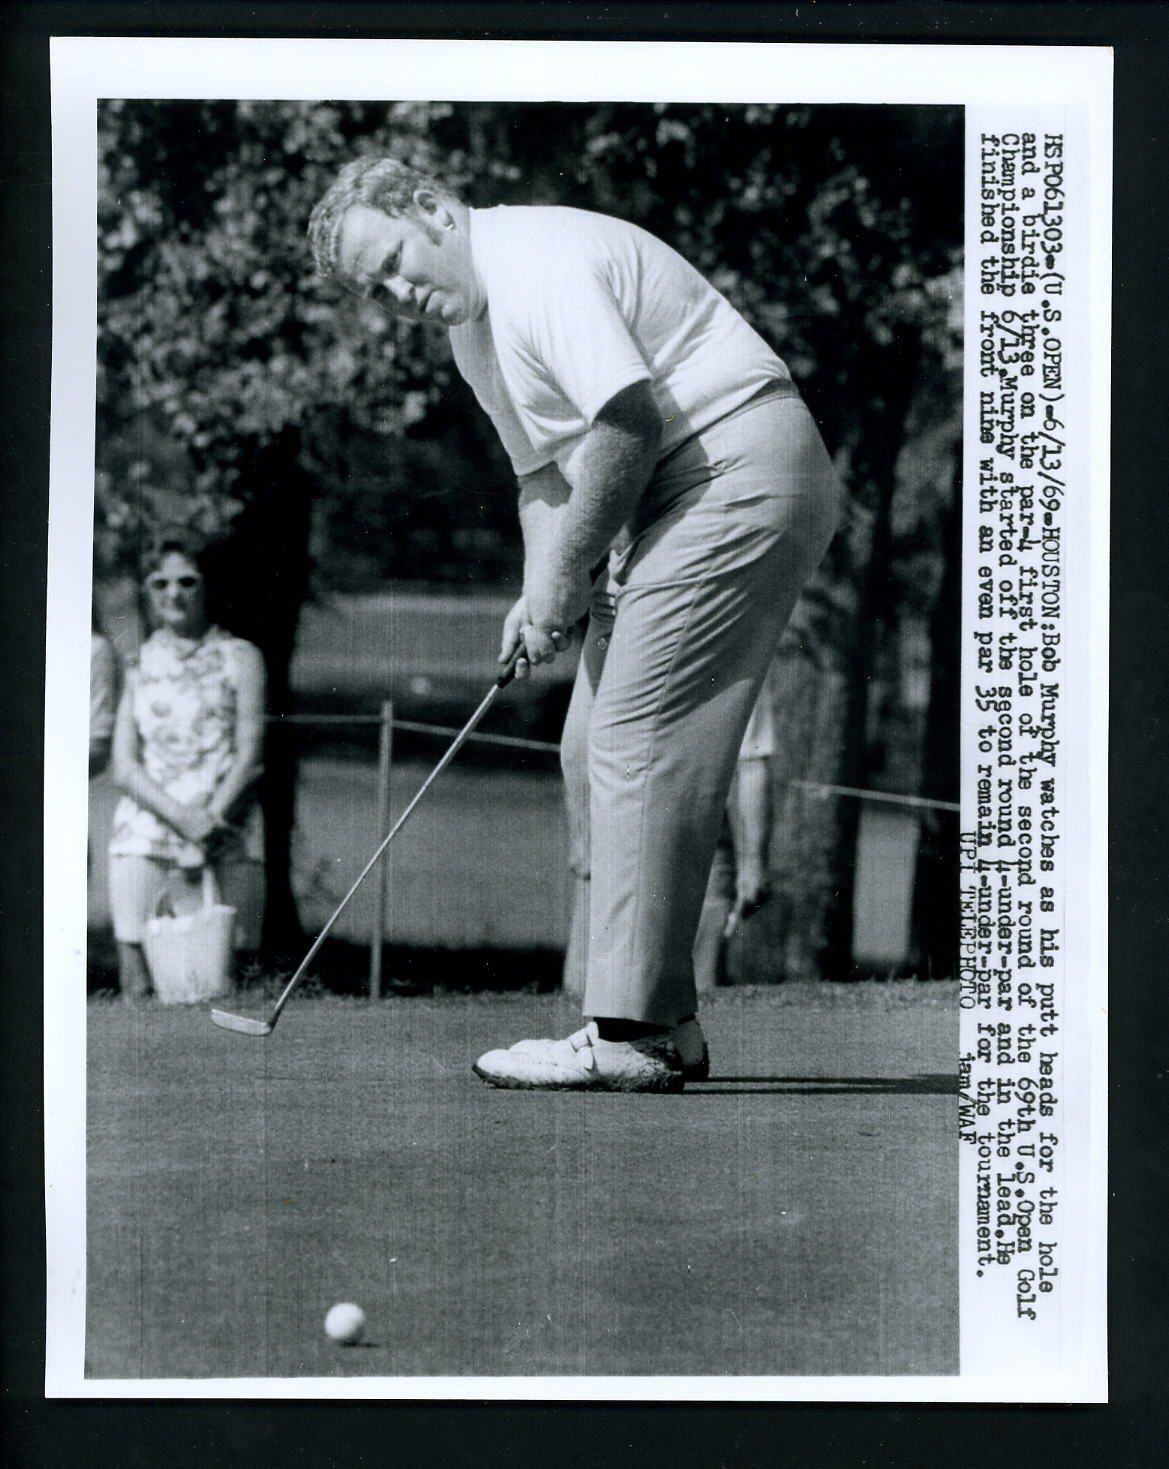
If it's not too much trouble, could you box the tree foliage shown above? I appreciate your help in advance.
[97,100,960,582]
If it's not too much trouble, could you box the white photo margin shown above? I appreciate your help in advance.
[45,37,1111,1403]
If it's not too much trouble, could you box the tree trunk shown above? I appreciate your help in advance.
[818,328,921,980]
[909,447,962,977]
[220,430,313,957]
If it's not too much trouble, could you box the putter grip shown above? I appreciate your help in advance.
[496,645,525,688]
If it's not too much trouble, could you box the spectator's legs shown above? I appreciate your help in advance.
[108,854,168,1000]
[213,854,266,980]
[115,942,152,1001]
[693,822,736,994]
[108,852,266,998]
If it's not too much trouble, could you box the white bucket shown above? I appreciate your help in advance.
[143,867,237,1005]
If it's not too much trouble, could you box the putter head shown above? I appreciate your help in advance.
[211,1008,273,1037]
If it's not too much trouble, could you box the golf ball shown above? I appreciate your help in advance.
[324,1302,366,1345]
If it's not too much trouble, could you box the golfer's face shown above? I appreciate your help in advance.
[335,201,480,327]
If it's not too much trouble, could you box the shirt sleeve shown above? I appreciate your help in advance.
[449,321,548,478]
[495,263,652,433]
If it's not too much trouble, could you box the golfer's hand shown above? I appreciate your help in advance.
[500,597,533,681]
[500,592,575,679]
[523,571,589,665]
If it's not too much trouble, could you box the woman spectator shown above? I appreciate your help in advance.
[108,527,266,1001]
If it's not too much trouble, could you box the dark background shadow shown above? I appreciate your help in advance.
[694,1073,958,1095]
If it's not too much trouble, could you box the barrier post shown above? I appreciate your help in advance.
[370,700,394,999]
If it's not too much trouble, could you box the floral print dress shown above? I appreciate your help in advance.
[109,625,264,869]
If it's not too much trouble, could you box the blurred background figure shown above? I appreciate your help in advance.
[90,597,119,777]
[692,685,776,995]
[107,527,267,1001]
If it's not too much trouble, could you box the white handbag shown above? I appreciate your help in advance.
[142,867,237,1005]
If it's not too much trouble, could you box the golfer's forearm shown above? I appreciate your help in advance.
[545,388,661,582]
[517,462,573,570]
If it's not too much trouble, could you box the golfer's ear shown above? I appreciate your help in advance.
[413,189,453,231]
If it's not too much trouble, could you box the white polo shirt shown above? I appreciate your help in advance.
[449,205,793,483]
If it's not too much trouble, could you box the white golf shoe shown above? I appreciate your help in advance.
[506,1016,710,1082]
[473,1020,685,1093]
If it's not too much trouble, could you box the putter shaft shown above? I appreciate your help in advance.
[212,648,523,1036]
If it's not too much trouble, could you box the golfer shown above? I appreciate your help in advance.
[309,158,842,1090]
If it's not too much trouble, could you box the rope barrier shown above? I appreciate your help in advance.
[268,713,384,726]
[791,780,960,815]
[390,719,562,754]
[266,711,960,814]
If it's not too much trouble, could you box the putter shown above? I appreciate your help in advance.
[211,645,525,1037]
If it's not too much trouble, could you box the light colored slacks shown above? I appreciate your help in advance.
[561,389,842,1025]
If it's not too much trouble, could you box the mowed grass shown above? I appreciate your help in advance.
[86,984,958,1382]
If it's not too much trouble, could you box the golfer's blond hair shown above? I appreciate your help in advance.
[308,158,460,278]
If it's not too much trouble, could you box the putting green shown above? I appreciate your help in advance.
[85,985,958,1381]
